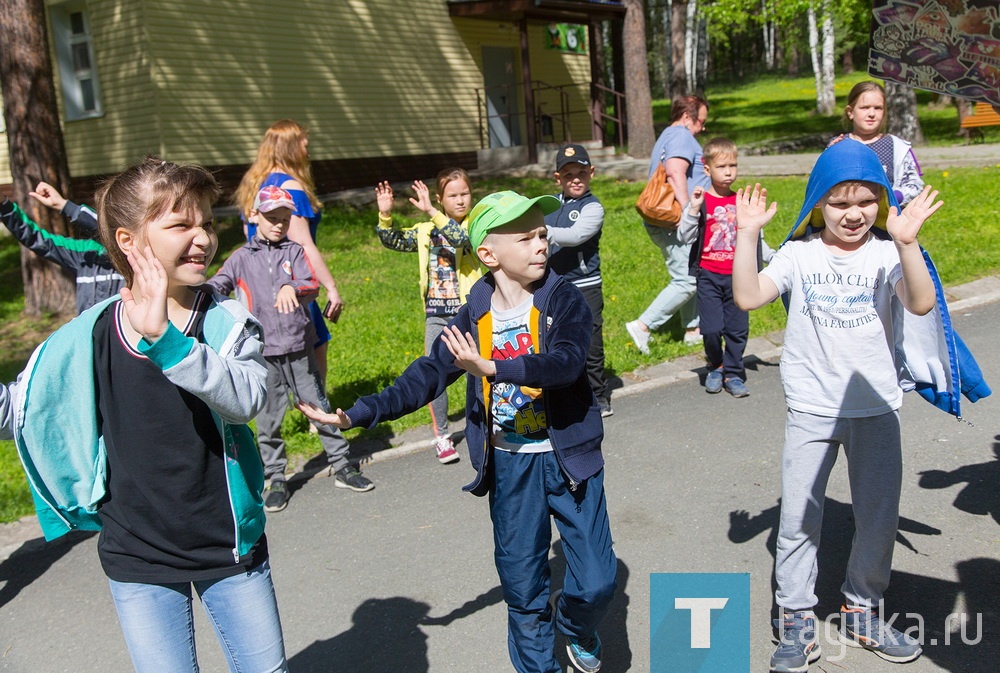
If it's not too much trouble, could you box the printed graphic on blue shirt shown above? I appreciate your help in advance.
[490,304,550,451]
[426,230,461,317]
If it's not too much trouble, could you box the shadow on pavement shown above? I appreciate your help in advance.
[727,497,941,618]
[289,596,433,673]
[918,435,1000,526]
[0,530,96,609]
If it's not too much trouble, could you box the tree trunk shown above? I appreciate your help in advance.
[807,6,823,111]
[0,0,77,316]
[885,81,925,145]
[670,0,687,101]
[842,50,854,74]
[684,0,697,93]
[622,0,655,158]
[819,3,836,115]
[954,96,972,141]
[695,14,708,97]
[762,0,775,70]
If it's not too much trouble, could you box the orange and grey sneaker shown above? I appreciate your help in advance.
[838,604,922,663]
[770,611,822,672]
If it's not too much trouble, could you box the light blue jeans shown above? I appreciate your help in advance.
[639,224,699,331]
[108,559,288,673]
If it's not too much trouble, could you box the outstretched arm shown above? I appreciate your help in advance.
[888,185,941,316]
[732,184,780,310]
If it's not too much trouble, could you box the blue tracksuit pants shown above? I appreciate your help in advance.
[489,448,617,673]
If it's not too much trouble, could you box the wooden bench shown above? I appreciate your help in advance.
[960,102,1000,143]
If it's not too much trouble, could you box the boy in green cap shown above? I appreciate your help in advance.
[299,190,617,673]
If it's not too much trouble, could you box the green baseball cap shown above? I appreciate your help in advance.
[468,191,560,250]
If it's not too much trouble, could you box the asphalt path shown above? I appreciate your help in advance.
[0,300,997,673]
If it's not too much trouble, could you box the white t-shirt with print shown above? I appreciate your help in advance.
[489,297,552,452]
[761,233,903,417]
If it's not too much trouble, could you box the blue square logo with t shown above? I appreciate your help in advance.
[650,573,750,673]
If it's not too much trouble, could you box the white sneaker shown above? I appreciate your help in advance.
[435,436,460,464]
[683,328,701,345]
[625,320,650,355]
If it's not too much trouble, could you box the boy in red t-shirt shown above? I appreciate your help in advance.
[678,137,772,397]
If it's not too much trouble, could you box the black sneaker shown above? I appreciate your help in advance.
[598,397,614,418]
[334,466,374,492]
[264,480,289,512]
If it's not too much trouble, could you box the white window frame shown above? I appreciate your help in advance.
[50,2,103,120]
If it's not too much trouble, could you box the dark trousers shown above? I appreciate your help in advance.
[578,283,608,400]
[696,269,749,381]
[490,449,617,673]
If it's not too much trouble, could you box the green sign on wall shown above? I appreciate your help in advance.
[545,23,587,54]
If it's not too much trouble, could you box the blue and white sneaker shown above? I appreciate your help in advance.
[705,368,724,394]
[839,605,922,663]
[567,632,602,673]
[724,377,750,398]
[770,611,822,672]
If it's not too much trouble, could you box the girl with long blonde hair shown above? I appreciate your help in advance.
[236,120,342,380]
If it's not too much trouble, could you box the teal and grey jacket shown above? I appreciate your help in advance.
[0,293,269,559]
[784,139,990,418]
[0,199,124,314]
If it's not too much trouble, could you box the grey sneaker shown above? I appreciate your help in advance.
[334,466,374,492]
[839,605,922,663]
[263,480,289,512]
[770,611,822,672]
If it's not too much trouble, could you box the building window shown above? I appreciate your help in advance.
[50,3,103,120]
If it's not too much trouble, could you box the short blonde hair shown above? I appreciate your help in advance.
[703,137,738,165]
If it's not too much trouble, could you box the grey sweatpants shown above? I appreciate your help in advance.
[257,349,351,481]
[425,315,451,438]
[775,409,902,611]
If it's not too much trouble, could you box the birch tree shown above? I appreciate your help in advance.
[807,0,836,115]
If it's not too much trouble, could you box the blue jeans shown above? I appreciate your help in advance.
[108,559,288,673]
[490,450,617,673]
[639,224,698,331]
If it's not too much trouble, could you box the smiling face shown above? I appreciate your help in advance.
[846,90,885,140]
[438,178,472,221]
[818,181,882,253]
[254,206,293,243]
[124,194,218,295]
[478,208,549,286]
[554,162,594,199]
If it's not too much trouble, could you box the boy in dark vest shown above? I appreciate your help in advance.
[545,144,612,417]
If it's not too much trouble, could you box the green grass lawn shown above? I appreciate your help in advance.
[660,72,1000,147]
[2,72,999,522]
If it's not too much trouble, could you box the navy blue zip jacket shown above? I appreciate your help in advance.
[345,269,604,496]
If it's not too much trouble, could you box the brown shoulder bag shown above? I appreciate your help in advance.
[635,162,682,228]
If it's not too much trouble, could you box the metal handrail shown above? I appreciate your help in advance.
[590,81,625,148]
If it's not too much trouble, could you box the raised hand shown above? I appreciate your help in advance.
[688,186,706,215]
[120,246,169,341]
[296,401,352,429]
[887,185,943,246]
[440,325,496,378]
[375,181,394,216]
[408,180,437,216]
[735,183,778,233]
[29,181,67,212]
[274,284,300,314]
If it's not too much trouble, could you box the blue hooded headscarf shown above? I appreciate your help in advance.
[778,139,990,418]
